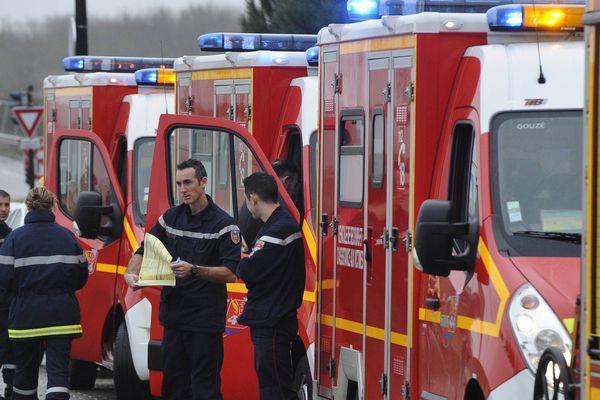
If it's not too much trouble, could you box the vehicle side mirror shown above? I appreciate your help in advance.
[414,199,477,277]
[73,191,114,239]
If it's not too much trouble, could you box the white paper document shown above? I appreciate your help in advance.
[137,233,176,287]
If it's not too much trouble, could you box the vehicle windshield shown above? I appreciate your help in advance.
[492,111,582,254]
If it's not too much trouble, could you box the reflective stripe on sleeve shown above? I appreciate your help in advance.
[258,232,302,246]
[9,324,83,339]
[14,254,86,268]
[0,255,14,265]
[158,216,239,240]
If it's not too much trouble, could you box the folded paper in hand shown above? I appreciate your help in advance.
[138,233,176,287]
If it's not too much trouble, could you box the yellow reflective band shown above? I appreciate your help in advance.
[340,36,416,55]
[226,283,247,294]
[9,324,82,339]
[124,218,139,253]
[563,318,575,334]
[320,314,408,346]
[95,263,127,275]
[417,239,510,337]
[227,282,316,303]
[302,221,317,265]
[191,68,253,81]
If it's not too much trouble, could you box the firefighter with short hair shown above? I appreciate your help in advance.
[0,187,88,400]
[236,172,305,400]
[124,158,241,400]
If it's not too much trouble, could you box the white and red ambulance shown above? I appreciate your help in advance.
[42,57,174,398]
[314,1,583,399]
[143,33,320,398]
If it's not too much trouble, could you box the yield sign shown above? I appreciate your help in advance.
[13,106,43,137]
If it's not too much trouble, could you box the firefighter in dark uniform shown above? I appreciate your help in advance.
[124,158,240,400]
[0,187,88,400]
[0,190,14,399]
[236,172,305,400]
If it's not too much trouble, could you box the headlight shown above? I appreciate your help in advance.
[508,283,572,372]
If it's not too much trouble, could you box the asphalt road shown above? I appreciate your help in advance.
[0,364,116,400]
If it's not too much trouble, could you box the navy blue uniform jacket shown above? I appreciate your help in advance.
[0,222,12,310]
[137,195,241,333]
[237,206,305,327]
[0,210,88,340]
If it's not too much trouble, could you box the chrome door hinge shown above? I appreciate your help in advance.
[332,73,342,94]
[379,373,388,396]
[383,82,392,103]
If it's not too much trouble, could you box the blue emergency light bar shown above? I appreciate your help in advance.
[306,47,319,67]
[346,0,584,20]
[134,68,175,86]
[198,33,317,52]
[347,0,380,20]
[63,56,175,72]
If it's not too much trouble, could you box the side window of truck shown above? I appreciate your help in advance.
[58,139,115,219]
[339,111,365,207]
[372,109,384,188]
[133,138,155,226]
[448,123,477,251]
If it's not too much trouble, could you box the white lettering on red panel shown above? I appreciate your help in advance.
[336,225,364,270]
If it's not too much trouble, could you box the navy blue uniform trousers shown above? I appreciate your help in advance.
[0,308,14,394]
[161,327,224,400]
[250,317,298,400]
[12,337,71,400]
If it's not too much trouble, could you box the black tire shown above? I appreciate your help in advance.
[533,347,573,400]
[114,322,151,400]
[292,355,313,400]
[68,359,97,390]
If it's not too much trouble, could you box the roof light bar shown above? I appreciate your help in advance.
[198,33,317,52]
[487,4,583,31]
[347,0,380,20]
[134,68,175,86]
[63,56,175,72]
[306,47,319,67]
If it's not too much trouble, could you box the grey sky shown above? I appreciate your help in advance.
[5,0,247,23]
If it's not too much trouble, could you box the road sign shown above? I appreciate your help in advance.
[19,137,42,150]
[12,106,43,137]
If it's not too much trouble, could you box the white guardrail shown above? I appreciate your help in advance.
[0,132,41,150]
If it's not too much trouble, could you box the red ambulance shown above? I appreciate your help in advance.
[314,1,583,399]
[142,33,320,398]
[42,57,175,398]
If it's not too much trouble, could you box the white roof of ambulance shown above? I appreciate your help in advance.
[317,11,584,133]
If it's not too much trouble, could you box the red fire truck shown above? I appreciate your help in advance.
[141,33,320,398]
[42,56,175,398]
[315,1,583,399]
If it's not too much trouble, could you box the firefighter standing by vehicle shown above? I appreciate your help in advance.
[0,190,13,399]
[0,187,88,400]
[238,160,300,247]
[124,158,240,400]
[236,172,305,400]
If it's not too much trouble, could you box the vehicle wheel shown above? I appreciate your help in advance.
[68,359,97,390]
[533,347,573,400]
[114,322,151,400]
[293,355,313,400]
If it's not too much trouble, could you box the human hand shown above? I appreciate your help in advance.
[171,258,192,278]
[124,272,140,290]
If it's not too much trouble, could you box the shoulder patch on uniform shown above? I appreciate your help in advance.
[250,240,265,256]
[230,229,241,245]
